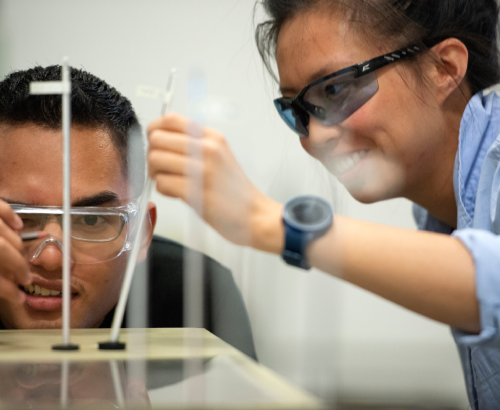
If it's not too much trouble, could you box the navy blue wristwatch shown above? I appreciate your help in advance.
[281,195,333,270]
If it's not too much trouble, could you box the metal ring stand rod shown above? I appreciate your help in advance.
[53,59,78,351]
[99,68,178,350]
[59,360,70,408]
[29,58,79,351]
[61,59,74,348]
[182,70,207,404]
[110,360,125,407]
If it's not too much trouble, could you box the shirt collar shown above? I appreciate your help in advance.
[454,91,500,227]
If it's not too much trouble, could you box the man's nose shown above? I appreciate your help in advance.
[29,219,65,271]
[30,240,63,271]
[29,238,74,272]
[42,218,63,238]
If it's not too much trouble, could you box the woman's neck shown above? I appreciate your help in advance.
[412,181,458,228]
[407,93,469,229]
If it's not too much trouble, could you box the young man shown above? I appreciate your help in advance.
[0,66,256,359]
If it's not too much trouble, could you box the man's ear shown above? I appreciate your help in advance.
[137,202,157,263]
[429,38,469,104]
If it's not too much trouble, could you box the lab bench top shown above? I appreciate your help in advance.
[0,328,324,410]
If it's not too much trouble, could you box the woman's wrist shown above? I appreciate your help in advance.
[250,194,284,254]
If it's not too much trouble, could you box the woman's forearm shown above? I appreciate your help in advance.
[252,208,479,332]
[308,215,479,332]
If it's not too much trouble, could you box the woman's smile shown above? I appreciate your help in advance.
[327,150,368,178]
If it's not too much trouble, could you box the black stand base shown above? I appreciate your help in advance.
[52,344,80,351]
[98,341,126,350]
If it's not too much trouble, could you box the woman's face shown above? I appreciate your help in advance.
[276,10,452,203]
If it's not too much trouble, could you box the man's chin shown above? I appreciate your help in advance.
[8,314,78,329]
[21,320,64,330]
[0,301,110,330]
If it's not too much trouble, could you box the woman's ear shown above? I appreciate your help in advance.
[429,38,469,104]
[137,202,157,263]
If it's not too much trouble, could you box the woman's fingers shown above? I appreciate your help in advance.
[148,149,188,177]
[149,130,192,155]
[155,174,187,199]
[147,113,192,137]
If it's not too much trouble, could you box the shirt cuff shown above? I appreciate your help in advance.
[452,229,500,346]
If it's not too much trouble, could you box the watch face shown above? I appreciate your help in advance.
[290,200,326,225]
[284,196,333,231]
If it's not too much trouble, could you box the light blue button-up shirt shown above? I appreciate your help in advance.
[414,91,500,409]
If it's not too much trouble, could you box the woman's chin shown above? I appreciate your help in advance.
[327,156,405,204]
[341,175,404,204]
[348,189,387,204]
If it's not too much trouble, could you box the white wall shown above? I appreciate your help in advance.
[0,1,469,406]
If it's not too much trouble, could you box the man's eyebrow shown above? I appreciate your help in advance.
[72,191,120,207]
[0,191,121,207]
[0,197,27,205]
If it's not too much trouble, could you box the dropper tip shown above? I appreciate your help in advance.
[20,231,49,242]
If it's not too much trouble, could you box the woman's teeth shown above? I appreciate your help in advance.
[331,150,367,176]
[23,284,62,297]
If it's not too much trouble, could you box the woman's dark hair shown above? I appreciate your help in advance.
[255,0,500,95]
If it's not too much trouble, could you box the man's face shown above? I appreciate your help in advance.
[0,123,133,329]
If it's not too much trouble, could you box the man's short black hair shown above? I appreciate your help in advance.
[0,65,145,195]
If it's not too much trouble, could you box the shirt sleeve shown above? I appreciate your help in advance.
[452,229,500,346]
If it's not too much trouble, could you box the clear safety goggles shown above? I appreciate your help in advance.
[274,45,422,137]
[12,203,141,265]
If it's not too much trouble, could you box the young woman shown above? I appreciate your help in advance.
[147,1,500,407]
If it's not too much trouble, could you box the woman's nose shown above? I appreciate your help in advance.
[306,116,342,148]
[302,117,343,160]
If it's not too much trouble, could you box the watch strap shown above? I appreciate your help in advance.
[281,224,311,270]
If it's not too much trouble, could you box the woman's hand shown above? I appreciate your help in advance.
[0,200,31,304]
[147,113,284,253]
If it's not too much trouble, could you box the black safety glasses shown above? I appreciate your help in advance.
[274,45,421,137]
